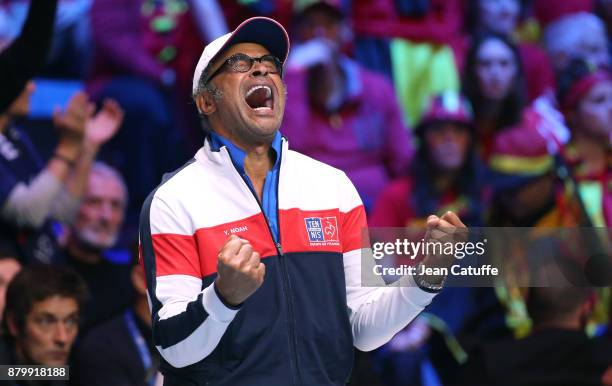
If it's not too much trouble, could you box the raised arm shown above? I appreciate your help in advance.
[0,87,86,228]
[338,172,438,351]
[139,194,242,368]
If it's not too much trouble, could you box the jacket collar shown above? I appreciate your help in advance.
[197,131,288,172]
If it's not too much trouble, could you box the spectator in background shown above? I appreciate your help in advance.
[557,59,612,227]
[62,162,134,332]
[0,83,123,265]
[465,0,555,101]
[351,0,464,75]
[350,0,464,126]
[544,12,611,73]
[483,125,588,340]
[89,0,228,233]
[72,250,161,386]
[463,32,527,160]
[465,0,522,38]
[370,92,484,386]
[487,127,583,228]
[281,1,414,212]
[371,92,485,228]
[555,58,612,348]
[0,242,21,323]
[0,265,87,386]
[460,262,612,386]
[90,0,227,95]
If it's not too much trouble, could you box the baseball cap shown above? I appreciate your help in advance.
[415,92,474,137]
[192,17,290,95]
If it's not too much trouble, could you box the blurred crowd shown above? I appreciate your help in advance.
[0,0,611,385]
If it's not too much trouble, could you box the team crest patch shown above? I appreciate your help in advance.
[304,217,340,246]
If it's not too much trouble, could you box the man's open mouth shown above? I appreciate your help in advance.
[245,85,274,111]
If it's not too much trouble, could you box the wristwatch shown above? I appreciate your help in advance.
[414,262,446,293]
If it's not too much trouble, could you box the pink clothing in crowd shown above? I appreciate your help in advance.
[351,0,464,45]
[533,0,594,27]
[89,0,203,94]
[280,63,414,212]
[519,42,556,100]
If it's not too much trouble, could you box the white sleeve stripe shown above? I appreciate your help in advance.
[344,248,437,352]
[151,276,238,365]
[202,282,240,323]
[156,316,232,368]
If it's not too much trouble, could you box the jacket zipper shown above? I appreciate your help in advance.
[273,148,304,385]
[224,146,302,385]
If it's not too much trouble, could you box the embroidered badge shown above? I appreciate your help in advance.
[304,217,339,245]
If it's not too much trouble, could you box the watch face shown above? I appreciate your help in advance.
[415,262,445,292]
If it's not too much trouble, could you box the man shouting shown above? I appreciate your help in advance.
[139,16,465,386]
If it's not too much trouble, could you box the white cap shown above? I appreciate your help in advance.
[192,17,290,95]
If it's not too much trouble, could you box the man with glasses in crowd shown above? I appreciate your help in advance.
[139,17,466,385]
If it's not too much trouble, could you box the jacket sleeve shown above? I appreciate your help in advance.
[339,173,437,351]
[0,0,58,112]
[1,171,63,228]
[139,193,239,368]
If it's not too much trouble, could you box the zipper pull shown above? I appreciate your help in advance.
[276,242,283,255]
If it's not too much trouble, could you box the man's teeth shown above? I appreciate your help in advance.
[246,85,272,98]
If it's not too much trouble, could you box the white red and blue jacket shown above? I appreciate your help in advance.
[139,133,437,386]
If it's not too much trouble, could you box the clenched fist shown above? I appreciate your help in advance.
[215,235,266,307]
[418,211,468,286]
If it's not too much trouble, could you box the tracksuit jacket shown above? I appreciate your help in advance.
[139,133,437,386]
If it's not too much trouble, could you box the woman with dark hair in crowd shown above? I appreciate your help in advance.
[463,32,528,160]
[464,0,555,102]
[370,93,485,385]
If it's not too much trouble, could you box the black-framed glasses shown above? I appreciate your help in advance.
[205,53,283,85]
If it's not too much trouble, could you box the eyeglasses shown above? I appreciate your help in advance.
[204,53,283,85]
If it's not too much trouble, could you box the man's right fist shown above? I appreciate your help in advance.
[215,235,266,307]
